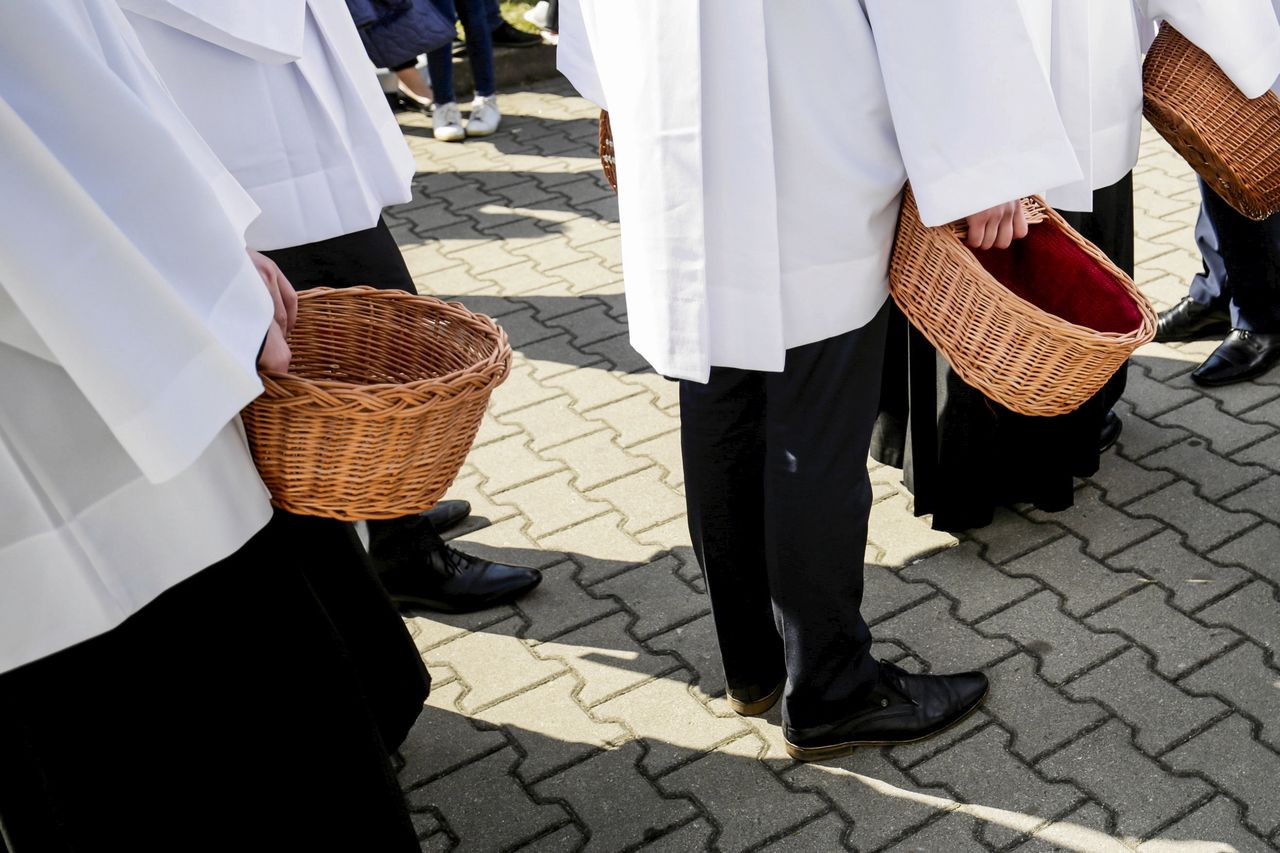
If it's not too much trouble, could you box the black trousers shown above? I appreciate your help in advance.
[0,512,419,853]
[680,305,889,730]
[1189,177,1280,333]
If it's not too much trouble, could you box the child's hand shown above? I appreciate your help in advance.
[965,200,1029,250]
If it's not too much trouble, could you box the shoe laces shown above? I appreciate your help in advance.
[441,544,472,575]
[435,102,461,125]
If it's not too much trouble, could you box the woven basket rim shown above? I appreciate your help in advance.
[260,286,510,396]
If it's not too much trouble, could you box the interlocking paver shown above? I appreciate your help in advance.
[593,556,708,641]
[1086,585,1236,679]
[634,819,714,851]
[1088,451,1176,505]
[399,681,509,786]
[1039,719,1211,838]
[876,596,1016,674]
[1003,535,1146,616]
[1137,796,1273,853]
[499,470,613,538]
[1139,438,1270,501]
[978,590,1127,684]
[498,395,607,452]
[1156,398,1275,455]
[1193,581,1280,666]
[583,391,681,448]
[863,564,939,624]
[867,494,959,567]
[514,560,619,642]
[1127,481,1256,553]
[964,508,1065,564]
[1063,647,1227,755]
[1180,643,1280,751]
[1207,522,1280,587]
[1165,714,1280,836]
[1223,477,1280,527]
[1114,401,1193,460]
[900,542,1040,622]
[1027,484,1163,559]
[532,742,697,853]
[1109,529,1251,612]
[428,617,566,713]
[587,467,686,535]
[533,611,680,707]
[982,654,1107,762]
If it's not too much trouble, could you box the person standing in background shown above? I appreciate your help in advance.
[425,0,503,140]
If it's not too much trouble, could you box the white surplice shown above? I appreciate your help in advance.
[121,0,415,251]
[0,0,276,673]
[1019,0,1280,212]
[558,0,1083,383]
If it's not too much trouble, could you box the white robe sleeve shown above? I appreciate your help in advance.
[0,2,274,484]
[864,0,1083,226]
[556,0,606,108]
[116,0,306,63]
[1140,0,1280,98]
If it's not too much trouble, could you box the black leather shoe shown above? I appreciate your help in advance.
[726,676,785,717]
[380,545,541,613]
[783,662,988,762]
[1154,297,1231,343]
[1098,410,1122,454]
[422,500,471,534]
[1191,329,1280,386]
[490,21,542,47]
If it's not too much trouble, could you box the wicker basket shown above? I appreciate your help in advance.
[1144,24,1280,220]
[890,188,1156,417]
[241,287,512,521]
[599,110,618,191]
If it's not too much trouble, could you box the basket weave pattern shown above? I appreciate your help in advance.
[599,110,618,191]
[1143,24,1280,220]
[241,287,512,521]
[890,190,1156,417]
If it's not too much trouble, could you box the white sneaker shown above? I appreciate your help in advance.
[465,95,501,137]
[523,1,549,30]
[432,102,465,142]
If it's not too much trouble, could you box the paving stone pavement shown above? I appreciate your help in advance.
[388,80,1280,852]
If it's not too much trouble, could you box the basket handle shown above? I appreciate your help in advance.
[947,196,1047,240]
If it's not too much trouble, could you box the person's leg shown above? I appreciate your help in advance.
[680,368,786,713]
[424,0,457,106]
[1157,179,1233,342]
[455,0,496,98]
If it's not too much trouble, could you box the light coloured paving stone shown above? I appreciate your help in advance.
[584,391,681,448]
[551,258,624,294]
[593,555,709,641]
[635,819,715,852]
[912,725,1085,849]
[1011,802,1127,853]
[868,493,960,568]
[1156,398,1275,455]
[587,466,686,535]
[1231,432,1280,472]
[515,559,620,642]
[593,671,748,776]
[427,617,566,713]
[488,362,566,416]
[544,301,629,347]
[472,406,523,446]
[659,735,827,853]
[1003,535,1147,616]
[1135,342,1200,381]
[542,363,649,412]
[964,508,1065,564]
[558,216,621,250]
[1089,451,1177,505]
[401,241,466,278]
[1208,523,1280,588]
[1181,643,1280,751]
[540,431,654,492]
[1109,530,1251,612]
[757,812,848,852]
[450,513,567,570]
[435,471,523,533]
[983,654,1107,762]
[628,432,686,490]
[1114,402,1193,460]
[1166,714,1280,836]
[540,511,664,586]
[886,812,989,852]
[533,611,681,707]
[497,395,607,452]
[1027,484,1163,559]
[1064,647,1228,755]
[407,749,569,853]
[875,597,1016,674]
[466,433,565,494]
[863,564,938,624]
[406,607,508,653]
[1139,439,1270,501]
[1127,481,1256,553]
[399,681,508,787]
[533,742,697,853]
[1198,578,1280,666]
[618,370,681,410]
[785,749,958,850]
[978,590,1127,684]
[475,673,627,782]
[513,336,608,384]
[440,240,527,277]
[646,615,728,705]
[1137,795,1274,853]
[512,236,593,272]
[475,259,563,297]
[1087,585,1237,679]
[1223,477,1280,527]
[499,470,613,539]
[898,542,1037,622]
[1039,720,1210,839]
[485,306,563,350]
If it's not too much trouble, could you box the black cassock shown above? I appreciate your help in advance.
[872,173,1134,533]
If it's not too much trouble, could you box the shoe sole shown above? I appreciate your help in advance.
[389,577,542,614]
[1191,361,1280,387]
[726,680,785,717]
[783,683,990,763]
[1153,322,1232,344]
[433,131,465,142]
[465,126,497,138]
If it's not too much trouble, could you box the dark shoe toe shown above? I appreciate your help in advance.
[421,499,472,533]
[1191,330,1280,386]
[1098,410,1122,454]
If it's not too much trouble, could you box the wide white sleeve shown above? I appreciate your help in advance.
[864,0,1083,226]
[1141,0,1280,98]
[0,2,274,485]
[557,0,607,108]
[116,0,306,63]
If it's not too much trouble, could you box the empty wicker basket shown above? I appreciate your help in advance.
[1144,24,1280,220]
[890,188,1156,417]
[241,287,512,521]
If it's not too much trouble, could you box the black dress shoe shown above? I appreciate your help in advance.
[726,676,785,717]
[490,21,542,47]
[1098,410,1122,454]
[783,662,988,762]
[422,500,471,534]
[1154,297,1231,343]
[1191,329,1280,386]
